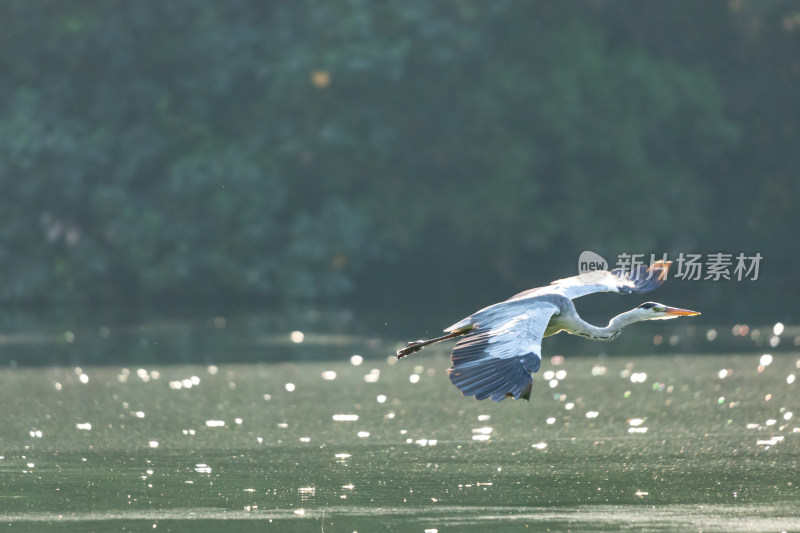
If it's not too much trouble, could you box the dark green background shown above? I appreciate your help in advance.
[1,1,796,330]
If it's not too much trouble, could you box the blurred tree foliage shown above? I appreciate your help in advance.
[0,1,796,320]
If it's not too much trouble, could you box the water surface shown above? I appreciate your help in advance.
[1,350,798,531]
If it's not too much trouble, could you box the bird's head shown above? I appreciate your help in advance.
[634,301,701,321]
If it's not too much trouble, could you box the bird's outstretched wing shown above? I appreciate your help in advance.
[448,302,559,402]
[509,260,670,302]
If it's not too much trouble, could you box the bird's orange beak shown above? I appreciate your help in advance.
[663,306,700,317]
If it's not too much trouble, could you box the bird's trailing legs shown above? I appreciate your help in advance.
[396,327,473,359]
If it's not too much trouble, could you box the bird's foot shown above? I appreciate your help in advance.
[396,340,425,359]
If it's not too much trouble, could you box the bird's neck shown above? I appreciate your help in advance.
[608,309,646,331]
[568,309,643,341]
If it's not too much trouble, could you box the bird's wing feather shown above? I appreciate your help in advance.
[448,302,559,402]
[509,260,670,301]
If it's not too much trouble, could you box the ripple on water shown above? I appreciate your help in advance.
[169,375,200,390]
[297,486,315,502]
[756,436,784,449]
[628,418,647,434]
[630,372,647,383]
[472,427,492,441]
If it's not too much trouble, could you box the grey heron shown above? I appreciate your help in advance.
[396,261,699,402]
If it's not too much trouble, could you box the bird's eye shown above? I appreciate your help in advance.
[653,306,665,313]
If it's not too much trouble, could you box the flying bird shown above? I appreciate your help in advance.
[396,261,699,402]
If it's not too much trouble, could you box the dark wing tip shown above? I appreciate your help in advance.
[519,382,533,401]
[612,260,671,294]
[503,383,533,400]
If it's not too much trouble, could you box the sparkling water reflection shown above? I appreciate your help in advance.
[0,351,798,531]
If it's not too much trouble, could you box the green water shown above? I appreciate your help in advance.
[1,351,799,532]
